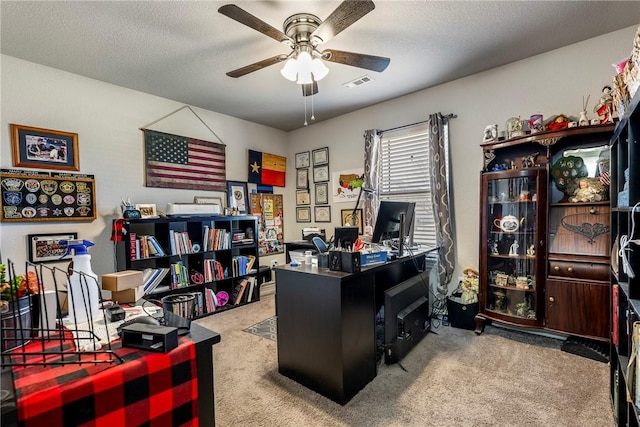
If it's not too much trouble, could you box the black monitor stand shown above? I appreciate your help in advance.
[398,212,405,258]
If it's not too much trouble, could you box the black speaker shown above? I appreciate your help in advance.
[329,251,342,271]
[341,251,361,273]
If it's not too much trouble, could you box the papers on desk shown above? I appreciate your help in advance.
[302,227,325,241]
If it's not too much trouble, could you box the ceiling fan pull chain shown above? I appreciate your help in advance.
[304,95,308,126]
[311,92,315,121]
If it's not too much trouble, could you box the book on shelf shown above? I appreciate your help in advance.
[129,232,137,260]
[170,261,189,289]
[626,321,640,406]
[613,284,619,346]
[233,279,249,305]
[246,277,257,303]
[147,235,166,256]
[143,267,170,295]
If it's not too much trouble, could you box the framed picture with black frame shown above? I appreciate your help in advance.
[226,180,249,214]
[315,182,329,204]
[312,147,329,166]
[28,232,77,263]
[296,206,311,223]
[295,151,310,169]
[314,205,331,222]
[296,168,309,189]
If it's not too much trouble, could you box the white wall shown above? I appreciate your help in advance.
[284,25,639,289]
[1,55,288,285]
[2,25,637,292]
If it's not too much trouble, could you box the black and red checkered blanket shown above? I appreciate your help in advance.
[10,331,199,427]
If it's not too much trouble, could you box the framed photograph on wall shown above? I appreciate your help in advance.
[314,205,331,223]
[312,147,329,166]
[11,124,80,171]
[313,165,329,183]
[341,209,364,235]
[296,168,309,189]
[28,233,77,263]
[226,181,249,214]
[315,182,329,205]
[295,151,310,169]
[296,206,311,223]
[296,190,311,206]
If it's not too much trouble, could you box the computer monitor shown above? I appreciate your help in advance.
[334,226,359,249]
[371,200,416,249]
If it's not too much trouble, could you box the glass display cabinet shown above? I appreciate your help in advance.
[479,168,546,328]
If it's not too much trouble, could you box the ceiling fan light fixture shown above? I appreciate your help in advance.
[311,58,329,81]
[280,58,298,81]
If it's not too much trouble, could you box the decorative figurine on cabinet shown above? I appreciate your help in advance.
[579,95,590,126]
[528,114,544,133]
[526,244,535,257]
[483,124,498,143]
[594,85,615,124]
[508,241,520,257]
[521,152,539,168]
[506,117,524,138]
[569,177,606,203]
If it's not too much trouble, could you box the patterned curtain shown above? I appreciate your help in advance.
[428,113,456,303]
[362,129,381,235]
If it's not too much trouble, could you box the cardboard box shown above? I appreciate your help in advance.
[102,270,143,292]
[111,285,145,304]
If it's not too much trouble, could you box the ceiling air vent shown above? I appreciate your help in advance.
[343,75,375,88]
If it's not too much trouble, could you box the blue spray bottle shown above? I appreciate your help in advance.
[60,240,100,324]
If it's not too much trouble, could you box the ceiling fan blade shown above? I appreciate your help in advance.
[322,49,390,72]
[226,55,287,78]
[218,4,292,44]
[311,0,375,44]
[302,81,319,97]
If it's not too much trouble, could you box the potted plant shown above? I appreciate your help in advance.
[0,263,40,351]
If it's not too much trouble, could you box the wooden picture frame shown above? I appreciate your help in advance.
[313,165,329,183]
[11,124,80,171]
[315,182,329,205]
[227,180,249,214]
[296,206,311,223]
[28,233,77,263]
[341,209,364,235]
[295,151,310,169]
[312,147,329,166]
[296,190,311,206]
[314,205,331,222]
[296,168,309,189]
[135,204,158,219]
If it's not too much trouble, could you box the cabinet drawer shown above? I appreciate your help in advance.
[548,260,609,281]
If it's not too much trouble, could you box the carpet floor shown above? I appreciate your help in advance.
[195,294,615,427]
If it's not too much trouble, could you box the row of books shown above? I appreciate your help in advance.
[231,255,256,277]
[142,267,170,295]
[170,261,190,289]
[232,277,257,305]
[169,230,194,255]
[129,233,166,260]
[203,226,231,251]
[203,259,226,283]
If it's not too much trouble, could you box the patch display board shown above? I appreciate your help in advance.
[1,169,96,222]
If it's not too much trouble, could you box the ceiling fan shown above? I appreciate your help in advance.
[218,1,390,97]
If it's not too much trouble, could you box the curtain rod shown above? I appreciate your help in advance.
[381,113,457,133]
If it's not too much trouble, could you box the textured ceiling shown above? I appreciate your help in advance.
[2,1,639,131]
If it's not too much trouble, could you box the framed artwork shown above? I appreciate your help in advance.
[296,168,309,189]
[315,182,329,205]
[296,206,311,223]
[296,190,311,206]
[194,196,224,207]
[11,124,80,171]
[314,205,331,222]
[226,180,249,214]
[312,147,329,166]
[295,151,310,169]
[313,165,329,183]
[28,233,77,263]
[135,204,158,219]
[341,209,364,235]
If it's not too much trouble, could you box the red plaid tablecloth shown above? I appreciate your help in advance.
[10,332,199,427]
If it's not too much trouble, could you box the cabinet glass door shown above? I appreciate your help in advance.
[484,170,542,323]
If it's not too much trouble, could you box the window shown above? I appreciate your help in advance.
[378,123,436,247]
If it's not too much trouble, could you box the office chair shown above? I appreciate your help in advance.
[312,236,329,253]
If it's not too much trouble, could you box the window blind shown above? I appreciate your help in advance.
[379,123,436,247]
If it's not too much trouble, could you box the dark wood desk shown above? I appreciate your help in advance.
[275,252,427,404]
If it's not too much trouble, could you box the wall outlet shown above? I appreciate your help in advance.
[271,260,278,268]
